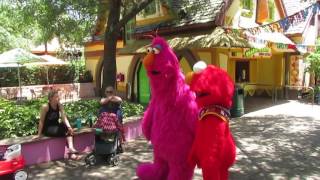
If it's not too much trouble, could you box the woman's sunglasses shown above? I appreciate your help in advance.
[106,91,113,93]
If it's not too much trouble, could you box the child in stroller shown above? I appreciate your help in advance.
[85,86,125,166]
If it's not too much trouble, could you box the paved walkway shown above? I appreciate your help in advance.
[22,99,320,180]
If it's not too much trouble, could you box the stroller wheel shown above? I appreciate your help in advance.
[110,155,120,166]
[14,170,28,180]
[85,153,96,166]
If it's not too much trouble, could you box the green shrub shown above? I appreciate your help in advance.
[0,98,144,139]
[0,59,87,87]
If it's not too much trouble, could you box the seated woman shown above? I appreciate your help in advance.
[36,90,80,160]
[94,86,125,143]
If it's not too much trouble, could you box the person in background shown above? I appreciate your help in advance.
[36,90,80,160]
[94,86,125,151]
[99,86,122,115]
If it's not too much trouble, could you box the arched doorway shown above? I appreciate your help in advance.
[137,62,150,104]
[127,49,198,103]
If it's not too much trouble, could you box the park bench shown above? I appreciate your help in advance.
[0,116,142,166]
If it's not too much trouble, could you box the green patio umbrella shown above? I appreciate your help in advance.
[0,48,46,99]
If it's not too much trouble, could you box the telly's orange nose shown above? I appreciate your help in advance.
[143,53,154,70]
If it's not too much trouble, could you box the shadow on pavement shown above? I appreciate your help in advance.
[26,138,154,180]
[229,115,320,180]
[244,96,290,114]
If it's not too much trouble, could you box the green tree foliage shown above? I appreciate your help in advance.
[0,1,34,53]
[17,0,99,45]
[306,39,320,86]
[0,0,98,54]
[0,0,155,91]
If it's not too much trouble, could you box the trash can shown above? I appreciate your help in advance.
[231,85,244,117]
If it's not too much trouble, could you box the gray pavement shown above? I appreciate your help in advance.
[23,98,320,180]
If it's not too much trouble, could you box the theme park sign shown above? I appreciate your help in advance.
[243,48,271,58]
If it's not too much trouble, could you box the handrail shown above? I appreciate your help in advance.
[241,83,315,105]
[242,83,282,103]
[284,85,314,105]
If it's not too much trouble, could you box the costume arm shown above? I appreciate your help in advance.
[200,116,227,175]
[188,137,198,167]
[141,105,154,141]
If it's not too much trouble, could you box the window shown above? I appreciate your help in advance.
[125,19,135,42]
[242,0,252,10]
[139,0,157,17]
[236,61,250,83]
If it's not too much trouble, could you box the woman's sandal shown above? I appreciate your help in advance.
[69,154,81,160]
[68,149,79,154]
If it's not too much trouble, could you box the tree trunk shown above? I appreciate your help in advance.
[102,0,121,91]
[101,0,155,93]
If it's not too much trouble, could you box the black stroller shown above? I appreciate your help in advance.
[85,108,124,166]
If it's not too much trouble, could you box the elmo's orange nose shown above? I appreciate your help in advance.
[143,53,154,70]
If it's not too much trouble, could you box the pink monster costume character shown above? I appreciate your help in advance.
[187,61,236,180]
[136,36,198,180]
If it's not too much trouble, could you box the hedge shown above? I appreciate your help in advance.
[0,60,93,87]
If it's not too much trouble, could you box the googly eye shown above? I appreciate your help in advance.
[147,47,152,53]
[152,48,160,54]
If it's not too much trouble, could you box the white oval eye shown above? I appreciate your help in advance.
[147,47,152,53]
[193,61,207,73]
[152,47,160,54]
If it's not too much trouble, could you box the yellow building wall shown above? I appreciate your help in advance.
[136,15,173,26]
[84,53,133,92]
[257,58,274,85]
[197,51,212,65]
[116,55,134,91]
[85,57,100,82]
[272,54,284,86]
[85,44,104,52]
[250,60,257,83]
[219,53,229,72]
[180,58,192,75]
[228,59,235,81]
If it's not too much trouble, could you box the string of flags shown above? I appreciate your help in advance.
[223,2,320,53]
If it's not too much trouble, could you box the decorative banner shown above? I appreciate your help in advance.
[223,2,320,52]
[271,43,296,52]
[296,45,317,54]
[224,2,320,35]
[243,48,271,58]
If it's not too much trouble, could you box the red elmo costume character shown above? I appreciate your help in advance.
[187,61,236,180]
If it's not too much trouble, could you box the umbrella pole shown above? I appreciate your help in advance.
[18,64,22,100]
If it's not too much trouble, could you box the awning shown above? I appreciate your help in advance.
[118,27,250,55]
